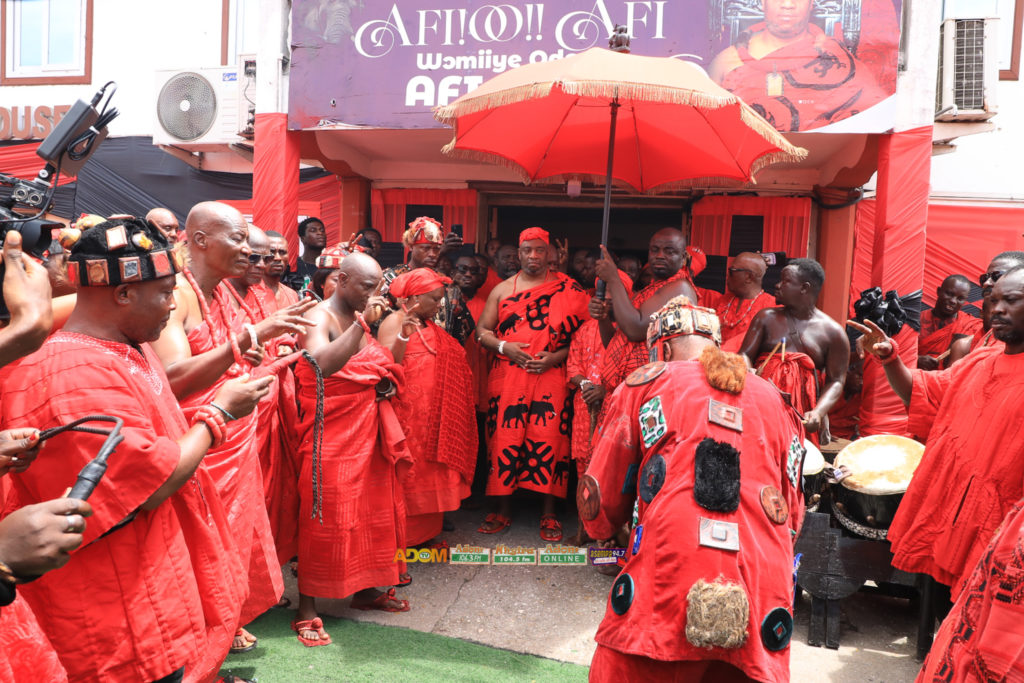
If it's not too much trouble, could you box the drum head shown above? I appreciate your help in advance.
[802,439,825,476]
[834,435,924,496]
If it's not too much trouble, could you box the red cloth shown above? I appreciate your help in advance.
[918,309,982,361]
[390,270,452,298]
[0,597,67,682]
[566,319,610,475]
[464,290,492,411]
[715,291,777,352]
[828,393,861,441]
[253,112,300,261]
[584,358,804,683]
[719,23,885,132]
[756,351,819,444]
[394,321,476,545]
[519,227,549,244]
[270,280,300,309]
[0,332,243,683]
[485,272,588,497]
[889,346,1024,594]
[180,280,284,625]
[294,341,412,597]
[591,644,755,683]
[695,286,720,309]
[917,499,1024,682]
[478,268,501,299]
[603,270,693,389]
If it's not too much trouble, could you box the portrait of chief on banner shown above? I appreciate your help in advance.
[289,0,900,134]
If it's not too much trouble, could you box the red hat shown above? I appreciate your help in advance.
[316,242,363,269]
[390,268,452,298]
[403,217,444,247]
[519,227,549,245]
[687,245,707,276]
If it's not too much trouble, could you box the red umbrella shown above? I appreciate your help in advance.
[434,46,807,250]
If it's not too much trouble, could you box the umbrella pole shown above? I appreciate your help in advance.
[596,93,620,300]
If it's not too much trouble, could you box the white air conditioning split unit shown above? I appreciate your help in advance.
[936,18,998,122]
[153,66,243,148]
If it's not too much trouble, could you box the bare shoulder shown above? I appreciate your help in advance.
[814,309,847,338]
[492,278,513,301]
[172,273,198,327]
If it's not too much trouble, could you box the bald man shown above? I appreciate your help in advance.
[293,251,413,645]
[152,201,316,653]
[715,252,777,352]
[146,207,180,244]
[917,274,980,370]
[593,228,700,388]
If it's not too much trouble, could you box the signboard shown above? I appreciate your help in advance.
[290,0,901,133]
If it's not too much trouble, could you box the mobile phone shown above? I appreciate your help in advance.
[451,223,463,239]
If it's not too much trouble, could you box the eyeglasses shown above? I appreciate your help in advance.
[455,265,482,274]
[980,271,1005,286]
[248,253,273,264]
[728,267,754,275]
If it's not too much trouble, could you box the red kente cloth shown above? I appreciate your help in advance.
[395,320,476,545]
[566,319,610,475]
[716,291,777,353]
[181,281,283,625]
[917,499,1024,682]
[0,332,244,683]
[720,23,886,132]
[889,346,1024,594]
[584,359,805,683]
[756,351,820,444]
[918,309,983,361]
[0,597,66,682]
[485,272,588,498]
[294,341,412,597]
[602,270,693,389]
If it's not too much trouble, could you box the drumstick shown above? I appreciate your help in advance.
[781,336,786,364]
[756,337,784,376]
[935,349,951,362]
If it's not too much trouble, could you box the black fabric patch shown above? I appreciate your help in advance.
[611,573,635,615]
[621,463,639,495]
[694,437,741,512]
[639,454,666,504]
[760,607,793,651]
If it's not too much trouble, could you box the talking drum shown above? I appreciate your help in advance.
[831,435,925,540]
[802,439,827,511]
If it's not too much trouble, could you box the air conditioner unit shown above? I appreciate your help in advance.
[153,66,242,148]
[936,18,998,122]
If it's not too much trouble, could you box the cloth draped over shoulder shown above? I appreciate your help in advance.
[888,346,1024,595]
[756,350,819,443]
[918,309,982,364]
[294,341,412,598]
[484,272,588,498]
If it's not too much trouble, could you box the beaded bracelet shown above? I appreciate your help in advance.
[191,405,227,448]
[210,402,237,422]
[244,323,260,351]
[877,337,901,366]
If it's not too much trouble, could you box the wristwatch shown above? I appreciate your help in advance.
[578,379,593,390]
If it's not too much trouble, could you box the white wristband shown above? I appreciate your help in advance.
[497,340,506,356]
[244,323,259,349]
[397,331,410,342]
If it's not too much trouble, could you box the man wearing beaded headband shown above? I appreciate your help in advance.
[152,201,317,655]
[0,217,273,682]
[583,296,804,682]
[475,227,589,540]
[380,216,474,344]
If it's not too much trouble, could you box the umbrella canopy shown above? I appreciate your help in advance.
[434,47,807,193]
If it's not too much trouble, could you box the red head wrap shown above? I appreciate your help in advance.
[316,242,363,269]
[390,268,452,299]
[519,227,549,245]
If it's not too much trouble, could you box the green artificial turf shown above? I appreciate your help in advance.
[219,609,590,683]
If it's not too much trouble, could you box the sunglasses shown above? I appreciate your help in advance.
[455,265,482,274]
[980,271,1005,287]
[728,267,753,275]
[248,253,274,264]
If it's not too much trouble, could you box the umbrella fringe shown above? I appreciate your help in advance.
[435,82,557,123]
[440,140,535,184]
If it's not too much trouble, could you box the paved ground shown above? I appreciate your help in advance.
[283,502,924,682]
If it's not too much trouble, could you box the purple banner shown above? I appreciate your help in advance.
[290,0,901,133]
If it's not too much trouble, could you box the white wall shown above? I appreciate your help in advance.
[930,78,1024,200]
[0,0,225,136]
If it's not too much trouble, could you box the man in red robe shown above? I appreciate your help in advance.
[740,259,848,444]
[715,252,777,352]
[708,0,885,131]
[583,297,804,682]
[850,266,1024,596]
[379,269,477,546]
[153,202,315,653]
[475,228,589,540]
[264,230,300,310]
[2,218,271,682]
[917,497,1024,681]
[949,296,1001,365]
[917,274,979,370]
[595,228,701,390]
[292,251,413,646]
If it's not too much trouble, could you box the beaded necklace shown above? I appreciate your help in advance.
[182,268,244,369]
[719,292,760,331]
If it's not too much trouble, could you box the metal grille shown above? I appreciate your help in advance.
[954,19,986,110]
[156,73,218,142]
